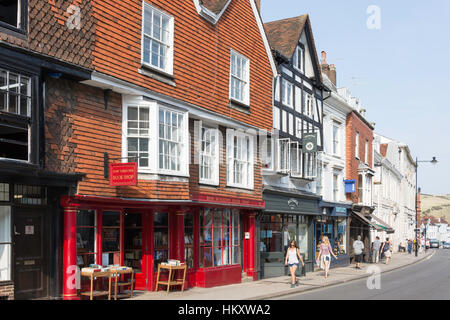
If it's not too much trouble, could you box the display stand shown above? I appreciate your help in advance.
[80,271,112,300]
[155,264,187,293]
[110,267,135,300]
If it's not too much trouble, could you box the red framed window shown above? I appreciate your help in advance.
[199,209,240,268]
[184,213,194,268]
[76,209,97,268]
[101,211,121,266]
[154,212,169,271]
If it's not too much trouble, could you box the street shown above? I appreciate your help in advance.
[275,249,449,300]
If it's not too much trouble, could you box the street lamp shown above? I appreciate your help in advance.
[415,157,438,257]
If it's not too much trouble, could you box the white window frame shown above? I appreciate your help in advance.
[226,129,254,189]
[281,79,293,108]
[0,206,11,281]
[305,93,314,118]
[199,124,220,186]
[333,173,339,202]
[229,50,250,106]
[141,3,174,75]
[365,140,369,164]
[355,132,360,159]
[303,152,317,179]
[277,138,290,174]
[290,141,302,178]
[122,96,189,177]
[262,135,275,172]
[332,123,340,156]
[293,46,304,73]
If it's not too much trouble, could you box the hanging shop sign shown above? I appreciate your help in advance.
[109,163,138,186]
[302,132,317,153]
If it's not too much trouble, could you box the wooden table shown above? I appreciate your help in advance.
[110,268,134,300]
[155,264,187,293]
[80,271,112,300]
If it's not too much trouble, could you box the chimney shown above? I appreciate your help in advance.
[321,51,330,78]
[255,0,261,12]
[329,64,337,86]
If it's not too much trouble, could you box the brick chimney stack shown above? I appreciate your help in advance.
[329,64,337,86]
[321,51,331,81]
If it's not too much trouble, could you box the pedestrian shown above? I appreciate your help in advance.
[317,236,338,279]
[285,240,305,288]
[407,239,412,254]
[380,237,392,265]
[372,236,381,264]
[353,235,364,269]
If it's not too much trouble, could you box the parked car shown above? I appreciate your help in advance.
[429,239,440,249]
[442,242,450,249]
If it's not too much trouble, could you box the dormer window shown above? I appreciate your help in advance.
[142,3,174,75]
[293,46,304,73]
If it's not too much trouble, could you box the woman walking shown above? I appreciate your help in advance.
[285,240,305,288]
[380,237,392,265]
[317,236,338,278]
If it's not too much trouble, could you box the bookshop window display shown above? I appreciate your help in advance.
[199,209,240,268]
[76,210,97,268]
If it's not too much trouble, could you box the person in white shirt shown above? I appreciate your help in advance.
[353,235,364,269]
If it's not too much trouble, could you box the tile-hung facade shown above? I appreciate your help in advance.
[316,52,353,268]
[259,15,325,278]
[0,0,93,300]
[0,0,276,299]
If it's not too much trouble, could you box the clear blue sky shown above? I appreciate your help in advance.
[260,0,450,195]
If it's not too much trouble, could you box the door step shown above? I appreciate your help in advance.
[241,272,254,283]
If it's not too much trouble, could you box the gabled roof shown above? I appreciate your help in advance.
[264,14,322,84]
[264,15,308,59]
[200,0,230,14]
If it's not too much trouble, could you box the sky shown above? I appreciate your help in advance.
[260,0,450,195]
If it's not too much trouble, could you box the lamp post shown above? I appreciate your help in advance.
[415,157,438,257]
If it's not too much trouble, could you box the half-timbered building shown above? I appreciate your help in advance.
[259,15,324,278]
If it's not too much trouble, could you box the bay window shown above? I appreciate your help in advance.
[277,138,290,173]
[262,135,274,171]
[142,3,174,75]
[290,141,302,177]
[199,126,219,185]
[226,130,254,189]
[123,99,188,176]
[303,152,317,179]
[229,50,250,105]
[281,79,293,108]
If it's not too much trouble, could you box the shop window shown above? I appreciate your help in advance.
[0,183,10,202]
[298,216,309,261]
[260,215,283,253]
[184,214,194,269]
[124,213,142,273]
[0,206,11,281]
[154,212,168,271]
[199,209,239,268]
[76,210,97,269]
[102,211,121,267]
[13,185,46,205]
[336,218,347,254]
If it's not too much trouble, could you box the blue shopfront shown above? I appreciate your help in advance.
[314,201,352,268]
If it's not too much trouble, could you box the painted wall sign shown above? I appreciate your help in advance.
[302,132,317,153]
[109,163,138,186]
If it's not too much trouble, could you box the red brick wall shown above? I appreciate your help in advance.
[45,78,189,200]
[0,0,94,69]
[91,0,273,131]
[345,112,373,203]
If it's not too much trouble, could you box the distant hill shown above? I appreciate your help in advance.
[421,194,450,222]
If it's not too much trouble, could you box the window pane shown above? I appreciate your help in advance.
[143,37,150,63]
[214,247,223,266]
[0,206,11,243]
[0,244,11,281]
[77,210,95,227]
[102,211,120,227]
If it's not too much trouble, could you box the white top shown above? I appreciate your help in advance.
[287,248,299,264]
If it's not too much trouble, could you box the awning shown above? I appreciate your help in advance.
[370,215,395,234]
[351,210,383,231]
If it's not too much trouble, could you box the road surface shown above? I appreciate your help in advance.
[275,249,449,300]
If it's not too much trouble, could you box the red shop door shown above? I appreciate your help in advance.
[123,212,148,290]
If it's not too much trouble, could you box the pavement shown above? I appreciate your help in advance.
[128,249,435,300]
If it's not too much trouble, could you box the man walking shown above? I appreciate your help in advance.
[353,235,364,269]
[372,236,381,264]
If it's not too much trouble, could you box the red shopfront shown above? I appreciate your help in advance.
[61,195,261,300]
